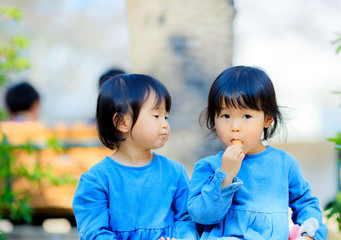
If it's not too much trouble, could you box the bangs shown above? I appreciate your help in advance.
[147,84,171,112]
[216,90,262,115]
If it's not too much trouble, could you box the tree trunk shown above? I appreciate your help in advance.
[127,0,235,174]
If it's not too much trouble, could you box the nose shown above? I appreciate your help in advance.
[161,119,169,129]
[231,119,240,132]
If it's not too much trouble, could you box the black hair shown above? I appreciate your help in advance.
[96,74,171,150]
[202,65,282,140]
[98,68,125,90]
[5,81,40,114]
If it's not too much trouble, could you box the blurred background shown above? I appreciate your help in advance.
[0,0,341,238]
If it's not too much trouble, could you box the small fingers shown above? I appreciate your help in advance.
[224,145,244,159]
[238,152,245,161]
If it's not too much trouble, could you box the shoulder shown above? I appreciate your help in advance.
[193,152,223,173]
[266,146,297,162]
[86,156,112,174]
[153,153,187,173]
[153,153,190,184]
[266,146,301,175]
[79,157,113,185]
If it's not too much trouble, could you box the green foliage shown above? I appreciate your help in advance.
[0,6,30,90]
[0,133,77,223]
[327,92,341,151]
[0,231,6,240]
[333,33,341,54]
[328,133,341,151]
[0,6,77,225]
[326,78,341,227]
[326,192,341,231]
[0,6,23,21]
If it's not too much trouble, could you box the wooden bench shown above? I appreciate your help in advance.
[0,121,112,219]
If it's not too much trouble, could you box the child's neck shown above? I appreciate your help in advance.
[111,144,153,167]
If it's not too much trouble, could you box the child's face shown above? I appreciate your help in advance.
[130,91,170,150]
[214,103,273,155]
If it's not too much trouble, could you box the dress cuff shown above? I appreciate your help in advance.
[212,169,243,200]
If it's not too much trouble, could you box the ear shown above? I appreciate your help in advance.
[264,114,274,128]
[30,100,40,119]
[113,113,131,133]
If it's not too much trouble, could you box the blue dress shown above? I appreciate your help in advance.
[187,146,328,240]
[73,153,199,240]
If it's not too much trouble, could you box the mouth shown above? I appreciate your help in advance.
[231,139,242,145]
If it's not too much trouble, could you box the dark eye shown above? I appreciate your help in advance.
[165,116,169,120]
[153,115,159,119]
[243,115,252,119]
[222,114,230,119]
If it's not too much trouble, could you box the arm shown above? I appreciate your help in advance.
[288,159,328,239]
[72,173,117,240]
[187,159,243,225]
[171,166,199,240]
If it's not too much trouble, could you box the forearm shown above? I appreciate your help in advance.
[188,170,242,224]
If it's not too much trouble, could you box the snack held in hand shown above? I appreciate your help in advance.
[232,139,242,145]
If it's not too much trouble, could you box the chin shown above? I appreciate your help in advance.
[154,142,167,149]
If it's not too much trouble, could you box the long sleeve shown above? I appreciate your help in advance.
[72,173,117,240]
[172,166,199,240]
[288,159,328,239]
[187,160,242,225]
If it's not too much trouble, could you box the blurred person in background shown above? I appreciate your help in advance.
[86,67,126,124]
[98,67,125,90]
[5,81,40,121]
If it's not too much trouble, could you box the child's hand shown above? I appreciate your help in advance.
[221,142,245,188]
[158,237,177,240]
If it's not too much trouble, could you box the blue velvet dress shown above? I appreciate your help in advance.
[73,153,199,240]
[187,146,328,240]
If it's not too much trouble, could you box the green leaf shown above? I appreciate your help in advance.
[47,136,65,152]
[0,109,8,121]
[0,7,23,21]
[12,36,29,49]
[337,45,341,54]
[327,132,341,145]
[13,57,30,71]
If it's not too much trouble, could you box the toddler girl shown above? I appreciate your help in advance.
[73,74,198,240]
[187,66,328,239]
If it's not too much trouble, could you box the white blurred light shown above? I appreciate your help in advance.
[42,218,71,234]
[0,219,13,233]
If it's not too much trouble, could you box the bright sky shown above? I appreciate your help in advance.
[233,0,341,142]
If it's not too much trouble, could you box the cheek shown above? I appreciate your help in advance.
[215,126,229,145]
[247,124,264,140]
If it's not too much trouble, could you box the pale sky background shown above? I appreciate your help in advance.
[233,0,341,143]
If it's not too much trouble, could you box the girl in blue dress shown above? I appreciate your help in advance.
[187,66,328,240]
[73,74,199,240]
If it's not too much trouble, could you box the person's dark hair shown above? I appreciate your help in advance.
[96,74,171,149]
[98,68,125,90]
[202,65,282,140]
[5,81,40,114]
